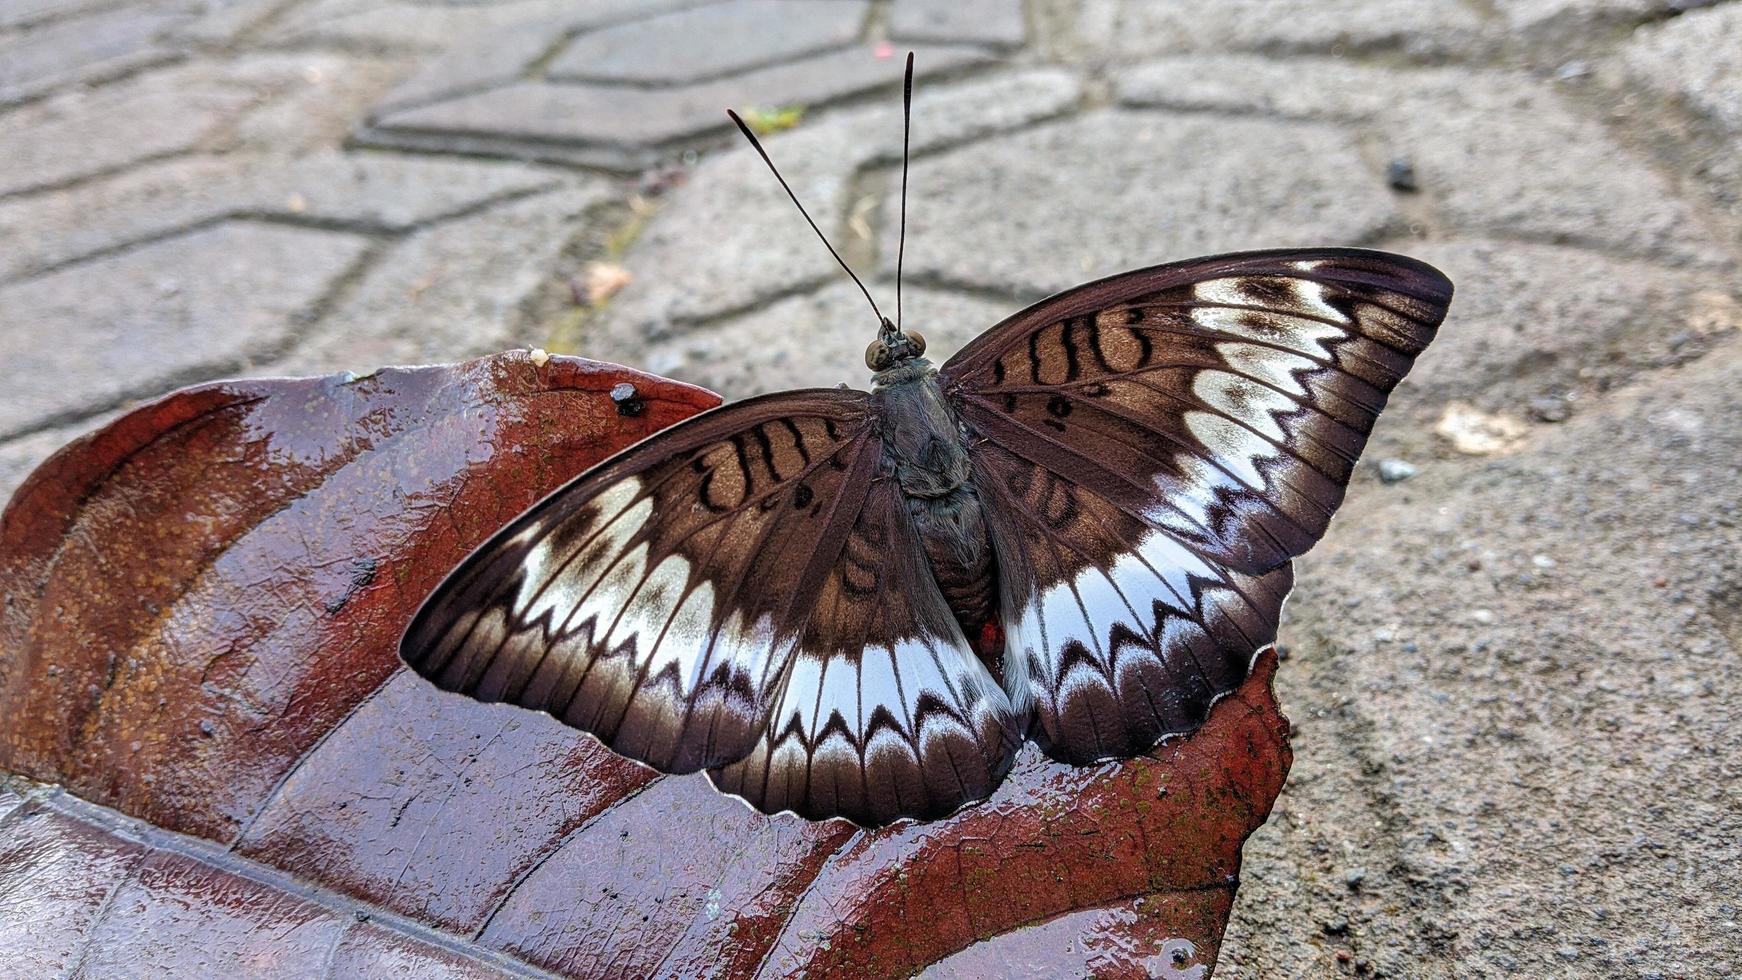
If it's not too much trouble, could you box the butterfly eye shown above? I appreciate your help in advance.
[906,330,926,355]
[865,340,892,371]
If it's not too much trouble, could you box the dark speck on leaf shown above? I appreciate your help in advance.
[611,382,645,417]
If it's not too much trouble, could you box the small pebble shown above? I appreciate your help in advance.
[198,719,216,737]
[1377,458,1417,484]
[1322,916,1349,934]
[1527,394,1571,423]
[1386,159,1418,192]
[1557,946,1579,961]
[1345,867,1367,888]
[1555,60,1590,81]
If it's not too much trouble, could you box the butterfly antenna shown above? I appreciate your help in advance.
[726,108,887,330]
[895,51,913,334]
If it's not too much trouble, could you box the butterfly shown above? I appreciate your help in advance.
[399,55,1452,827]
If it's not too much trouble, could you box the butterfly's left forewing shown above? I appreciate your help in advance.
[943,248,1451,763]
[402,390,878,776]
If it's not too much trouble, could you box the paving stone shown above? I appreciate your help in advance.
[263,151,568,229]
[0,157,245,282]
[1384,71,1729,268]
[1104,0,1491,59]
[785,64,1083,168]
[0,68,255,197]
[369,16,560,116]
[1619,3,1742,137]
[220,50,415,155]
[270,0,573,51]
[0,151,569,283]
[620,281,1014,398]
[548,0,869,85]
[891,0,1025,47]
[877,109,1396,297]
[0,6,189,106]
[0,0,115,31]
[588,68,1083,350]
[1391,238,1740,416]
[274,183,614,376]
[1123,57,1729,267]
[367,44,990,169]
[1489,0,1701,38]
[175,0,293,47]
[0,222,370,437]
[271,0,679,52]
[1116,53,1456,120]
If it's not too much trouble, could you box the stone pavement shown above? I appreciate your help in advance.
[2,0,1740,976]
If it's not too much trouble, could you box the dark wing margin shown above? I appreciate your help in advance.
[400,388,1021,826]
[400,389,875,778]
[941,248,1450,762]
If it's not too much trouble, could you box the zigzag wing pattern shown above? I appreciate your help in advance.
[711,467,1021,825]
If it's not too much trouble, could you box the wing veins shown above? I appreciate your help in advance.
[969,397,1305,565]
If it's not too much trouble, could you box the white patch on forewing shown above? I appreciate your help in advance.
[642,578,714,689]
[1191,307,1343,363]
[1184,413,1272,490]
[1192,274,1348,325]
[515,479,649,628]
[1193,370,1295,443]
[1217,343,1318,397]
[564,541,647,644]
[607,552,690,652]
[703,610,775,694]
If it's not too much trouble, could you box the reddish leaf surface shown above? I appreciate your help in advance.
[0,351,1291,978]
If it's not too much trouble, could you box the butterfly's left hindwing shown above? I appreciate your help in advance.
[943,248,1451,763]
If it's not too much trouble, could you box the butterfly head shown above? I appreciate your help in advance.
[867,317,927,372]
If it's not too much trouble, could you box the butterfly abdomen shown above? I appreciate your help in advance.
[873,364,1005,682]
[909,487,1001,679]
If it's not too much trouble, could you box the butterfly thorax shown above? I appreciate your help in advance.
[871,359,1002,676]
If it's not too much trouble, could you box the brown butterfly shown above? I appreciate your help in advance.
[400,55,1452,826]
